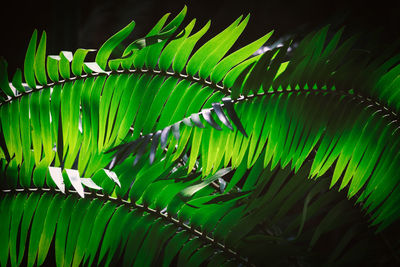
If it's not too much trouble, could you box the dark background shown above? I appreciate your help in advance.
[1,0,400,75]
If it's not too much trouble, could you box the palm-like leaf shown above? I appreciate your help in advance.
[1,6,400,266]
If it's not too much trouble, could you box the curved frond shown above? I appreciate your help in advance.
[113,87,400,229]
[1,160,397,266]
[1,5,400,266]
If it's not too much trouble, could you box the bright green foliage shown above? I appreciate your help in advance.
[1,5,400,267]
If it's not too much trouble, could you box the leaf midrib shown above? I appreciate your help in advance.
[126,87,400,157]
[0,187,252,266]
[2,67,397,127]
[0,67,229,107]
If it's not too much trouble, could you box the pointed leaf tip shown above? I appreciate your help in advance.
[222,98,248,137]
[34,31,48,85]
[0,57,15,97]
[12,68,26,93]
[24,29,38,89]
[190,113,205,128]
[104,169,121,187]
[160,126,171,149]
[183,117,193,127]
[96,20,136,70]
[66,169,85,198]
[212,103,233,130]
[202,109,222,130]
[48,167,65,193]
[81,178,102,190]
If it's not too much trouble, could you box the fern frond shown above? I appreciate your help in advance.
[114,86,400,229]
[1,160,395,266]
[1,5,400,266]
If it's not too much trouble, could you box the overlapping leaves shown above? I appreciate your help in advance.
[1,160,395,267]
[1,5,400,267]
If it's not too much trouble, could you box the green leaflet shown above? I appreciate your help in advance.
[131,13,170,69]
[98,75,118,150]
[34,31,47,85]
[180,168,231,199]
[77,77,95,173]
[106,75,136,146]
[204,124,223,175]
[242,48,275,96]
[210,30,273,84]
[167,82,202,126]
[223,54,261,89]
[17,193,41,265]
[0,194,12,267]
[162,231,190,267]
[186,15,243,77]
[198,15,250,79]
[89,75,106,153]
[138,223,176,267]
[30,91,42,164]
[12,68,26,93]
[187,245,214,267]
[72,49,95,76]
[122,213,154,266]
[97,205,129,265]
[0,105,13,160]
[49,84,62,164]
[10,101,22,165]
[225,159,247,192]
[46,56,60,82]
[177,237,202,267]
[144,6,187,69]
[116,73,151,141]
[59,51,72,80]
[33,159,49,188]
[24,30,38,89]
[0,57,15,97]
[69,199,101,266]
[159,19,196,71]
[187,125,203,173]
[157,79,190,129]
[27,193,52,267]
[82,200,113,265]
[129,159,173,201]
[141,77,177,134]
[172,20,211,73]
[37,194,64,266]
[131,75,165,139]
[104,208,134,267]
[96,21,135,70]
[9,194,25,266]
[55,195,77,267]
[39,87,52,159]
[104,74,130,147]
[2,8,400,267]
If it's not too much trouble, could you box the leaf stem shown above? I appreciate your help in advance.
[1,187,253,266]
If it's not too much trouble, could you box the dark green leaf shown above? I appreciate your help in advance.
[0,57,15,97]
[222,98,247,137]
[12,68,26,93]
[24,30,38,89]
[34,31,47,85]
